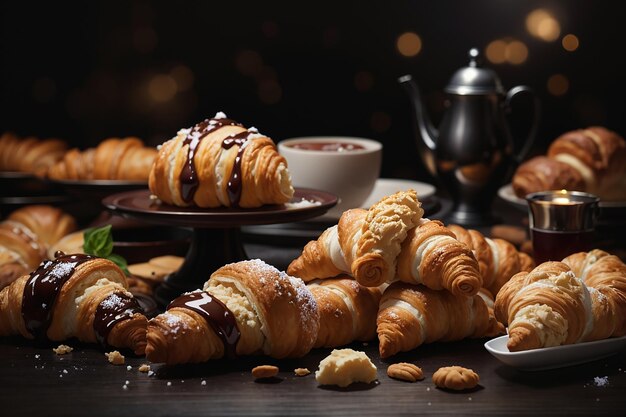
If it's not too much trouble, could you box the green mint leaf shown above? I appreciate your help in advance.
[107,253,130,276]
[83,225,114,257]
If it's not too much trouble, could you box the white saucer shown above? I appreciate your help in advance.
[362,178,436,208]
[319,178,436,221]
[484,334,626,371]
[498,183,626,211]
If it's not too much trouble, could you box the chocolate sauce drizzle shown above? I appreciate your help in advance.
[93,292,142,347]
[179,116,242,203]
[21,253,94,340]
[168,291,240,359]
[222,131,252,206]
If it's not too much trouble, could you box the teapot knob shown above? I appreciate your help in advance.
[468,48,480,67]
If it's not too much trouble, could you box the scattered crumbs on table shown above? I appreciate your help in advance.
[201,380,207,386]
[593,376,609,387]
[148,370,155,377]
[59,374,63,378]
[362,342,369,346]
[122,385,128,390]
[428,402,432,406]
[125,380,130,385]
[167,381,172,386]
[53,345,73,355]
[596,398,600,402]
[105,350,125,365]
[139,364,151,373]
[35,354,40,359]
[127,365,132,371]
[468,397,472,401]
[181,380,185,383]
[294,367,311,377]
[62,369,68,374]
[426,387,431,391]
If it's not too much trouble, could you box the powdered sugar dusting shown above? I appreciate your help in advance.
[593,376,609,387]
[285,198,322,209]
[159,312,190,336]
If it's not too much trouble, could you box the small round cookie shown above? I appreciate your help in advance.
[387,363,424,382]
[432,366,479,391]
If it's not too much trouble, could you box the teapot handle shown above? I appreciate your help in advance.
[504,85,541,164]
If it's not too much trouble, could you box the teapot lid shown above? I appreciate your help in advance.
[445,48,504,95]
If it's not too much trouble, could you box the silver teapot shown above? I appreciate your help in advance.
[399,48,540,225]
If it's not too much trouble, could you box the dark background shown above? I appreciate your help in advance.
[2,0,625,183]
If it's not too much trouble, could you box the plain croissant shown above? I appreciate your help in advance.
[447,224,535,295]
[145,259,319,365]
[0,205,77,290]
[0,132,67,176]
[0,254,147,354]
[149,112,294,208]
[307,276,382,348]
[494,253,626,352]
[512,126,626,201]
[376,282,504,358]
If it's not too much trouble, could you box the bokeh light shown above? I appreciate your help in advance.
[148,74,178,102]
[547,74,569,96]
[396,32,422,57]
[486,39,528,65]
[562,34,580,51]
[485,40,507,64]
[505,40,528,65]
[526,9,560,41]
[235,50,263,76]
[170,65,195,91]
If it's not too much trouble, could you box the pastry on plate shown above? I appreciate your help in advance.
[0,132,67,176]
[149,112,294,208]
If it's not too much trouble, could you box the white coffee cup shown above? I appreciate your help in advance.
[278,136,382,218]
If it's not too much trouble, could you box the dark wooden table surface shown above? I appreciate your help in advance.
[2,194,626,416]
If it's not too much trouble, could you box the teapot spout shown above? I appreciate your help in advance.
[398,75,438,177]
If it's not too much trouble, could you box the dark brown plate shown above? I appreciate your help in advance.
[102,188,338,228]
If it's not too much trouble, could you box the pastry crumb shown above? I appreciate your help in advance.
[105,350,125,365]
[432,366,479,391]
[53,345,73,355]
[315,348,377,387]
[138,364,151,373]
[294,367,311,376]
[252,365,279,379]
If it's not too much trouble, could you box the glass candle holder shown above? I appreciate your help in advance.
[526,190,599,264]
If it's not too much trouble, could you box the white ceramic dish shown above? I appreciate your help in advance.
[361,178,436,209]
[484,334,626,371]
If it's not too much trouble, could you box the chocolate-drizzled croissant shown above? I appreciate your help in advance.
[0,254,147,354]
[149,112,294,208]
[145,259,319,365]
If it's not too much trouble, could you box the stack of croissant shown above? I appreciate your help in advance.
[0,132,68,176]
[512,126,626,200]
[287,189,534,358]
[47,137,157,181]
[0,205,77,289]
[495,249,626,352]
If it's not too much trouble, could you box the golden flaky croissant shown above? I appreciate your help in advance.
[149,112,294,208]
[307,276,382,348]
[512,126,626,201]
[47,137,157,181]
[350,190,423,287]
[0,205,77,289]
[376,282,504,358]
[0,253,147,354]
[396,219,483,297]
[494,255,626,352]
[0,132,67,176]
[447,224,535,296]
[145,259,319,365]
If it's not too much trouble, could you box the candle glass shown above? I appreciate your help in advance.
[526,190,599,264]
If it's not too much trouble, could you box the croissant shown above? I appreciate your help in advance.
[307,276,382,348]
[0,253,147,354]
[396,219,483,297]
[47,137,157,181]
[350,190,423,287]
[562,249,626,337]
[0,205,77,289]
[512,126,626,200]
[447,224,535,295]
[0,132,67,176]
[494,258,624,352]
[149,112,294,208]
[376,282,504,358]
[145,259,319,365]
